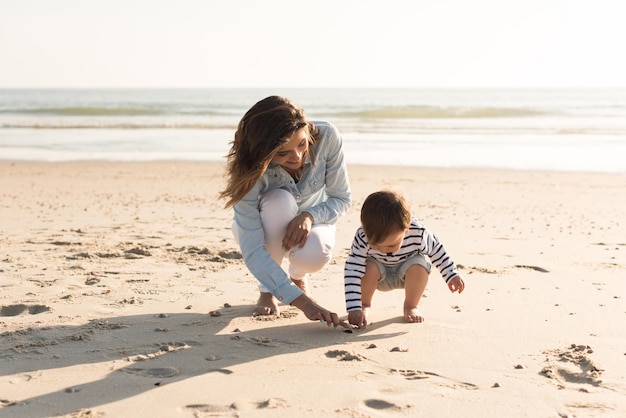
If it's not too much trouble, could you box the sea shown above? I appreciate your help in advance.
[1,88,626,172]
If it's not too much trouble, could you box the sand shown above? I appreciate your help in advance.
[0,161,625,418]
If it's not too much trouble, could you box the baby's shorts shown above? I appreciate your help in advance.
[369,254,432,292]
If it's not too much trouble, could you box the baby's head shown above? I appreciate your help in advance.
[361,190,411,253]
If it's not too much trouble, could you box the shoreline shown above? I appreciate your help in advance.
[2,158,626,174]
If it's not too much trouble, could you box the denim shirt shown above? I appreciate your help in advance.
[233,121,352,304]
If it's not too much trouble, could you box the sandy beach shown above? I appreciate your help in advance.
[0,161,624,418]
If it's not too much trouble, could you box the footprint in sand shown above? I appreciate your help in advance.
[514,264,549,273]
[217,250,243,260]
[390,368,478,389]
[459,265,502,274]
[185,403,238,416]
[185,398,287,416]
[65,408,104,417]
[257,398,289,409]
[120,367,180,378]
[362,399,403,411]
[541,344,604,389]
[0,304,51,316]
[391,369,430,380]
[325,349,366,361]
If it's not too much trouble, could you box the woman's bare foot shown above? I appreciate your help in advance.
[404,306,424,323]
[253,292,279,316]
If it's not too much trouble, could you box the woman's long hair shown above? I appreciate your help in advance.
[219,96,318,208]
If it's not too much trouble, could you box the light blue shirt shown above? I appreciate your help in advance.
[233,121,352,304]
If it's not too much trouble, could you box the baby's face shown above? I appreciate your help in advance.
[369,228,408,254]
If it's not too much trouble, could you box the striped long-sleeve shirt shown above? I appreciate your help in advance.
[344,217,459,312]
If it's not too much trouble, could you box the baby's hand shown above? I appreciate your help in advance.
[348,310,367,328]
[448,276,465,294]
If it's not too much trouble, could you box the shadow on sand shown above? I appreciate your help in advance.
[0,304,406,417]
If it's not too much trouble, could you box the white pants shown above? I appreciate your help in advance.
[243,188,336,293]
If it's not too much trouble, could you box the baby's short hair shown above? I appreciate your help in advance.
[360,190,411,244]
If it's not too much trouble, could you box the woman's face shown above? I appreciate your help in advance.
[271,127,309,171]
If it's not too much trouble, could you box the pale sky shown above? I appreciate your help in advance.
[1,0,625,88]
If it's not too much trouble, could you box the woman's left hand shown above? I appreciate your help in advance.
[282,212,314,250]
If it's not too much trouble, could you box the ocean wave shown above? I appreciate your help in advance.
[0,107,231,117]
[0,105,546,119]
[4,122,626,136]
[2,107,166,116]
[330,106,545,119]
[0,122,236,129]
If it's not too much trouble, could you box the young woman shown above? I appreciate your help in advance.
[220,96,351,328]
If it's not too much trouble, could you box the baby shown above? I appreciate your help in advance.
[344,190,465,327]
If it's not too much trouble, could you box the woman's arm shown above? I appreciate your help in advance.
[233,185,303,304]
[303,122,352,225]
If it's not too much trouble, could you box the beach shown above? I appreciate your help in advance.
[0,161,625,417]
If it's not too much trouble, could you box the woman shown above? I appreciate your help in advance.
[220,96,351,328]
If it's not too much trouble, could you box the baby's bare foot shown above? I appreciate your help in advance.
[404,306,424,323]
[253,292,279,316]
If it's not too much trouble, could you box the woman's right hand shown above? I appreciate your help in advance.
[290,294,349,329]
[282,211,314,250]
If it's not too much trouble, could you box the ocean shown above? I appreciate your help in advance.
[1,88,625,172]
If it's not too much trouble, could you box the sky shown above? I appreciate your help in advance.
[1,0,625,88]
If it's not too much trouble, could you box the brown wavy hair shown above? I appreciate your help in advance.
[219,96,318,208]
